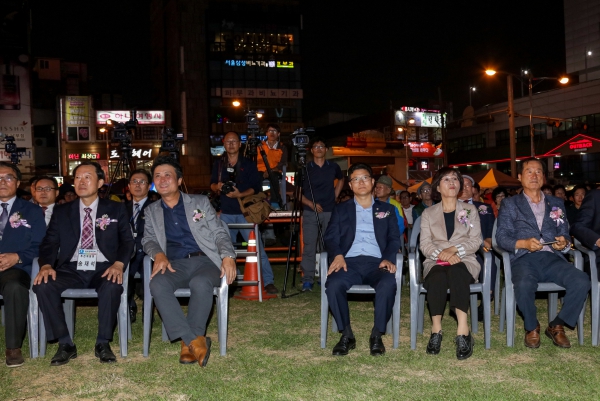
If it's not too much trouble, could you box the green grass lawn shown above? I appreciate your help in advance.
[2,263,600,400]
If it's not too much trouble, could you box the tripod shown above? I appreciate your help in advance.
[107,148,133,198]
[281,157,326,298]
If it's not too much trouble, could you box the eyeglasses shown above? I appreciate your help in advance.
[421,188,431,193]
[224,140,239,144]
[350,175,371,183]
[312,145,325,149]
[0,175,17,183]
[267,129,278,133]
[130,179,148,185]
[35,187,57,192]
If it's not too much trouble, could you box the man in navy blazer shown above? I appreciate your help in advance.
[496,158,590,349]
[324,163,400,357]
[34,161,134,366]
[0,162,46,367]
[125,169,154,323]
[570,189,600,261]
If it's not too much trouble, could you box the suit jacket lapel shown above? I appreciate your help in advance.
[70,200,81,240]
[517,193,541,234]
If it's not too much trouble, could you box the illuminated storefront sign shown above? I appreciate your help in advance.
[69,153,100,160]
[96,111,165,125]
[221,88,303,99]
[224,60,294,68]
[110,148,154,159]
[408,142,444,158]
[395,109,446,128]
[65,96,90,127]
[569,139,593,152]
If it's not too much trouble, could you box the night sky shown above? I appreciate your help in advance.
[30,0,566,121]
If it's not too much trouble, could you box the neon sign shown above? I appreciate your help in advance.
[569,139,593,152]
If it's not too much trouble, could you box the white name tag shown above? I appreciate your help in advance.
[77,249,98,271]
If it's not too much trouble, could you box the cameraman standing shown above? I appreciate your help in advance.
[210,131,278,294]
[299,138,344,292]
[256,124,287,209]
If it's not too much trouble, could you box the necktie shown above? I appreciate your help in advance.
[0,203,8,238]
[131,203,140,231]
[81,207,94,249]
[41,206,48,215]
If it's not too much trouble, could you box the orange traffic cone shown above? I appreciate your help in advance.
[234,230,277,300]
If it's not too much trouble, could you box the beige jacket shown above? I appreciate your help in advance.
[420,201,482,281]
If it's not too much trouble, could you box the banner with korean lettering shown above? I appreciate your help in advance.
[109,146,156,160]
[97,111,166,125]
[65,96,90,126]
[0,54,33,164]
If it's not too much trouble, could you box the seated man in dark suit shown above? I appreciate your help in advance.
[34,161,134,365]
[125,169,154,323]
[142,156,236,367]
[324,162,400,356]
[571,188,600,265]
[0,162,46,367]
[496,157,590,349]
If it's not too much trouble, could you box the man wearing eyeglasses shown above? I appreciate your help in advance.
[256,124,287,209]
[324,163,400,357]
[125,169,154,323]
[299,138,344,292]
[33,176,59,226]
[0,162,46,367]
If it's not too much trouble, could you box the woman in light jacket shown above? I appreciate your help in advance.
[419,167,482,360]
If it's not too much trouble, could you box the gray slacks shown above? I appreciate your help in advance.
[149,256,221,345]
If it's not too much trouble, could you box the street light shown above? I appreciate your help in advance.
[469,86,476,106]
[485,69,517,178]
[527,73,569,157]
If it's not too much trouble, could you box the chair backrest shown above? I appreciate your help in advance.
[409,216,421,253]
[491,219,498,249]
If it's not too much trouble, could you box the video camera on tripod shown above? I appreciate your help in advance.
[244,110,262,158]
[0,132,27,165]
[159,127,184,160]
[291,127,314,166]
[108,109,137,159]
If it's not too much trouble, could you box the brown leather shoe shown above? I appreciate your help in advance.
[179,341,197,364]
[524,324,541,348]
[188,336,212,367]
[6,348,24,368]
[545,325,571,348]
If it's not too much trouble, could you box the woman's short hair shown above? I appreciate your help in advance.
[492,186,509,200]
[431,167,464,199]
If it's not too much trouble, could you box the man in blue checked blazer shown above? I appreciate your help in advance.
[0,162,46,367]
[496,157,590,349]
[324,163,400,357]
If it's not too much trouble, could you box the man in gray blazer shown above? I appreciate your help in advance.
[142,156,236,367]
[496,157,590,349]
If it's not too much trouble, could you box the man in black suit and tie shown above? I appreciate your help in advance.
[34,161,134,366]
[324,163,400,357]
[125,169,153,323]
[0,162,46,367]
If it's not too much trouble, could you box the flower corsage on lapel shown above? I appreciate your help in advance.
[375,211,390,219]
[9,212,31,228]
[549,206,565,226]
[478,204,489,215]
[192,209,205,222]
[457,209,473,228]
[96,214,117,230]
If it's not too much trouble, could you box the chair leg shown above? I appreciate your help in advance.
[494,256,501,316]
[483,291,491,349]
[392,291,400,349]
[217,288,228,356]
[118,293,128,358]
[417,293,425,334]
[506,287,515,347]
[143,296,153,358]
[593,286,600,347]
[320,288,329,349]
[470,293,478,334]
[63,299,75,340]
[499,288,506,333]
[39,311,47,357]
[28,290,39,359]
[410,289,420,350]
[578,298,585,346]
[548,293,558,322]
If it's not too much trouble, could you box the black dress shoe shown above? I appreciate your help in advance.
[426,331,443,355]
[455,332,474,360]
[50,343,77,366]
[95,343,117,363]
[369,335,385,356]
[332,335,356,356]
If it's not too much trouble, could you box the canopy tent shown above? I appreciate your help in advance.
[407,177,433,193]
[477,169,522,189]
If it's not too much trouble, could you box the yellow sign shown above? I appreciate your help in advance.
[65,96,89,127]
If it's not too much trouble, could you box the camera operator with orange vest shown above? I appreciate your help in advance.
[256,124,288,210]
